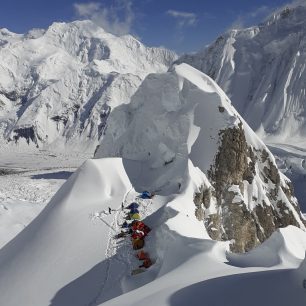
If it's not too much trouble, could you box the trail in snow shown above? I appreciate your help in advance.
[90,189,153,305]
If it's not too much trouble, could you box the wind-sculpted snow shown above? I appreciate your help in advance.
[96,63,306,252]
[1,63,306,306]
[0,155,305,306]
[175,4,306,145]
[0,158,132,306]
[0,20,176,152]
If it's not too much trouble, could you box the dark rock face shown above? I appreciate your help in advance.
[194,123,306,253]
[12,126,39,147]
[208,122,250,201]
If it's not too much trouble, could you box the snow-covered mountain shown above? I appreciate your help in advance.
[175,3,306,145]
[1,63,306,306]
[0,20,176,151]
[96,63,306,253]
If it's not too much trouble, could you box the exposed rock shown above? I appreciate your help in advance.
[223,202,258,253]
[194,186,214,210]
[276,200,301,228]
[205,213,222,241]
[253,202,277,241]
[195,121,306,253]
[208,122,249,201]
[261,149,269,163]
[263,159,280,185]
[203,188,213,209]
[195,206,205,221]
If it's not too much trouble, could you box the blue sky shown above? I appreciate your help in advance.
[0,0,293,53]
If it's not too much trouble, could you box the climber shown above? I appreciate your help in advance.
[108,207,112,214]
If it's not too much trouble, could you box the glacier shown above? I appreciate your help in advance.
[0,20,176,152]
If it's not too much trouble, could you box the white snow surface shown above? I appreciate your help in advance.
[0,151,88,248]
[96,63,305,228]
[0,156,305,306]
[96,63,245,181]
[269,142,306,213]
[0,158,132,306]
[1,63,306,305]
[176,4,306,146]
[0,20,176,152]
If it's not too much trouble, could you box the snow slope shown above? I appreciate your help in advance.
[175,3,306,145]
[100,227,306,306]
[96,63,237,189]
[1,156,305,306]
[268,142,306,212]
[0,150,88,248]
[0,20,176,152]
[96,63,305,252]
[1,63,306,306]
[0,158,132,306]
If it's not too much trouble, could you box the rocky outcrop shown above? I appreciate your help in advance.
[195,122,306,253]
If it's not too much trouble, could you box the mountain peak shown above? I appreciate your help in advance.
[0,21,177,151]
[96,63,306,252]
[46,20,106,37]
[264,2,306,27]
[175,3,306,145]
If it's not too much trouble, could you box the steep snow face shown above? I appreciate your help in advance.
[175,4,306,145]
[96,63,306,252]
[0,158,132,306]
[0,20,176,152]
[96,63,233,193]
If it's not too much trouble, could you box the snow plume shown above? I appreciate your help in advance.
[267,0,306,17]
[74,0,134,35]
[167,9,197,28]
[250,5,271,18]
[229,5,274,30]
[286,0,306,8]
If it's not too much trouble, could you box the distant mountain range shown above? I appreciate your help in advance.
[2,4,306,153]
[176,4,306,146]
[0,20,176,151]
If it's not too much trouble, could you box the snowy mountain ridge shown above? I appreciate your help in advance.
[0,20,176,152]
[1,6,306,305]
[0,62,306,306]
[175,4,306,145]
[96,63,306,253]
